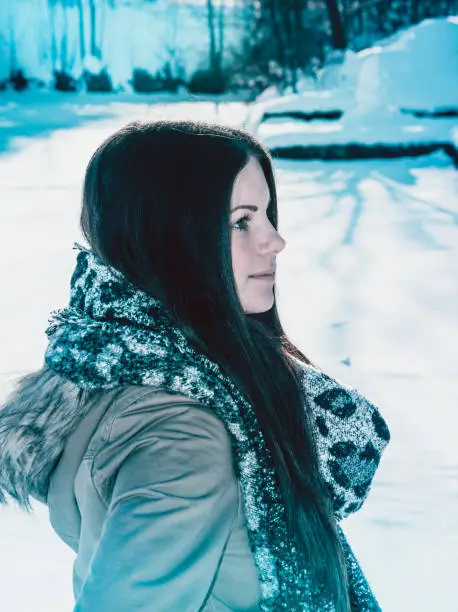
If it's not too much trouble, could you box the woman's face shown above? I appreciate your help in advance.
[230,157,286,314]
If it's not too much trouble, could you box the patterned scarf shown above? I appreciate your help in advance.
[44,244,390,611]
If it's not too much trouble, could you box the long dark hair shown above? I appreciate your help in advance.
[80,119,350,610]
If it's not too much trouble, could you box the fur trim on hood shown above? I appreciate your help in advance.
[0,367,93,510]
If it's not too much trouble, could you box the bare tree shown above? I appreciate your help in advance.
[48,0,58,73]
[7,0,17,77]
[246,0,311,89]
[207,0,226,74]
[217,0,225,71]
[325,0,347,49]
[88,0,101,58]
[207,0,218,72]
[76,0,86,61]
[205,0,227,75]
[60,0,69,72]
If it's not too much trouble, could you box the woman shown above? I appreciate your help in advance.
[0,120,390,611]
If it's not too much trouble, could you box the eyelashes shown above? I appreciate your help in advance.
[231,210,276,232]
[232,214,253,232]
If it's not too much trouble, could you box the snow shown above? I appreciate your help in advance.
[319,49,362,94]
[452,125,458,148]
[0,94,457,611]
[245,17,458,151]
[319,16,458,113]
[254,109,457,150]
[82,55,104,76]
[350,16,458,112]
[243,89,352,134]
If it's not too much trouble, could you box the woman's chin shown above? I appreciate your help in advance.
[242,297,274,315]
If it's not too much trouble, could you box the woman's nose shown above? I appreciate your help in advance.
[259,228,286,255]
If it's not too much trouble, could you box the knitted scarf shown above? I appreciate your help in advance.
[44,244,390,611]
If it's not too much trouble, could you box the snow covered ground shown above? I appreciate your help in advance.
[252,110,457,151]
[0,94,457,611]
[320,16,458,113]
[245,18,458,153]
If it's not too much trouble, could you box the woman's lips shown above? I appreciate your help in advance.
[250,274,275,280]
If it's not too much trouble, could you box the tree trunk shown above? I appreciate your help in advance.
[267,0,286,69]
[76,0,86,61]
[325,0,347,50]
[48,0,57,73]
[88,0,100,58]
[207,0,219,73]
[61,0,69,72]
[7,1,17,77]
[289,0,306,91]
[217,0,225,71]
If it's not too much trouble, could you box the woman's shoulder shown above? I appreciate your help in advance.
[93,384,225,441]
[87,383,238,509]
[0,366,229,509]
[86,382,233,466]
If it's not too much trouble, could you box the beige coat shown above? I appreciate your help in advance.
[0,364,389,610]
[48,384,262,611]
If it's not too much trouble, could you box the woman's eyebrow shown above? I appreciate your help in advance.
[231,198,271,213]
[231,204,258,213]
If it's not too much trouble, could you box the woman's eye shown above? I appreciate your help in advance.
[232,214,252,231]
